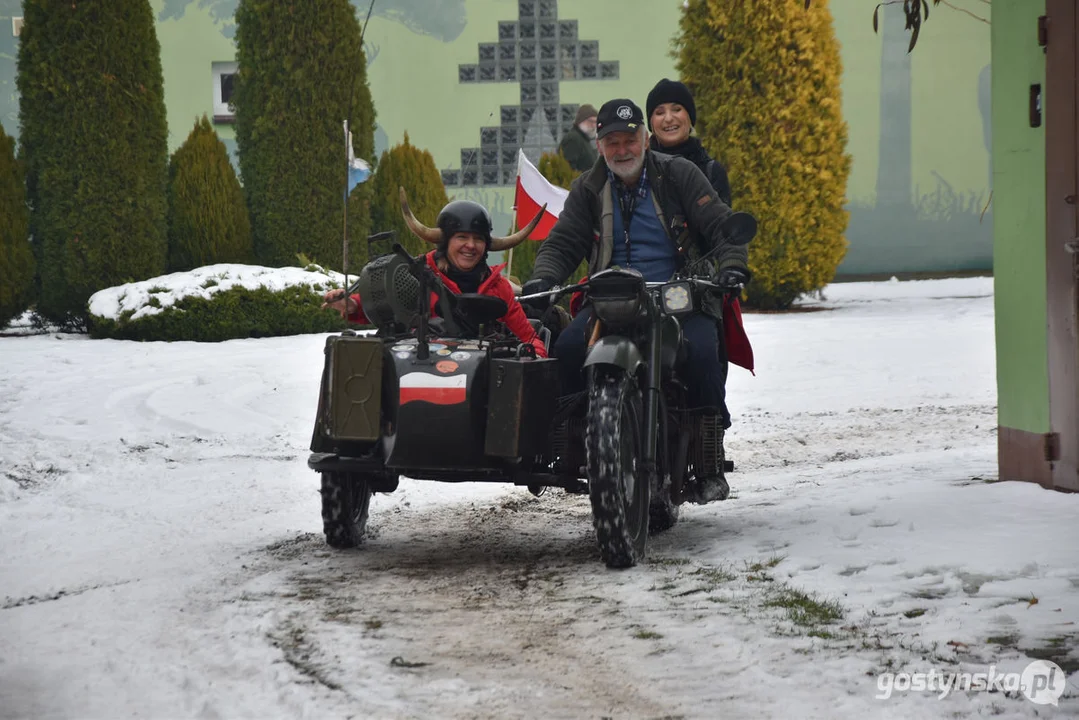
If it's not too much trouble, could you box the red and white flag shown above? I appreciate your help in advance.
[399,372,467,406]
[514,149,568,240]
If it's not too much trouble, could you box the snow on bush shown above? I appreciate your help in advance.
[86,263,357,342]
[88,263,342,321]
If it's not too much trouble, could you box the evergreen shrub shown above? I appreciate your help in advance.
[17,0,169,325]
[168,116,253,272]
[234,0,375,270]
[0,124,33,328]
[676,0,851,309]
[368,132,449,257]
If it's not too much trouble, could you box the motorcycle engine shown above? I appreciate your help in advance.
[354,253,421,329]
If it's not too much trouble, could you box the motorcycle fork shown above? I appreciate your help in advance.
[640,301,663,481]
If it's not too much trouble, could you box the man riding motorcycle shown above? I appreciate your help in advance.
[520,98,750,504]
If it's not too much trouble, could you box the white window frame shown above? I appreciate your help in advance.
[211,61,239,123]
[13,17,24,37]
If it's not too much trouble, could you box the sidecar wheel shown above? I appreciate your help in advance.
[321,472,373,549]
[586,371,649,568]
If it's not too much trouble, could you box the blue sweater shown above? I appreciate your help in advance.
[610,185,678,282]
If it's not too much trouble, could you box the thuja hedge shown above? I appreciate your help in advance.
[88,285,358,342]
[18,0,169,325]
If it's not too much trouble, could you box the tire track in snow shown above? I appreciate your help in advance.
[237,493,683,718]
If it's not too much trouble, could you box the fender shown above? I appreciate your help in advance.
[583,335,644,377]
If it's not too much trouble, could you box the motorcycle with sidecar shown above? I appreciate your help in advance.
[307,194,756,568]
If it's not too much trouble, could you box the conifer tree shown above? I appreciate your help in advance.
[676,0,851,309]
[538,151,579,191]
[234,0,375,270]
[0,123,33,327]
[17,0,169,325]
[168,116,253,272]
[368,133,448,257]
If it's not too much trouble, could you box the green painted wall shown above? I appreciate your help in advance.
[0,0,993,276]
[991,0,1048,433]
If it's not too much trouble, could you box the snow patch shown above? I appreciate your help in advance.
[86,263,346,321]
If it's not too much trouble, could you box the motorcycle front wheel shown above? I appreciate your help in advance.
[585,369,649,568]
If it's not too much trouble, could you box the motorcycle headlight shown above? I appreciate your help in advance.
[661,282,693,315]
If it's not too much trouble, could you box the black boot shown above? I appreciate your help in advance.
[689,413,729,504]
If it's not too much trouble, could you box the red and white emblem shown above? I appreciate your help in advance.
[399,372,467,406]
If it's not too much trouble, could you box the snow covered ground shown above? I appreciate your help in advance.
[2,275,1077,719]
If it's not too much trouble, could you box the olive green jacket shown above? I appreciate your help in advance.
[557,127,598,173]
[532,151,749,287]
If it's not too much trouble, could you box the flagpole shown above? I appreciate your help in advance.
[505,217,517,280]
[342,119,350,296]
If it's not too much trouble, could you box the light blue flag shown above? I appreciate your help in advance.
[348,157,371,193]
[346,127,371,194]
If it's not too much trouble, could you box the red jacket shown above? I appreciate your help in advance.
[348,251,547,358]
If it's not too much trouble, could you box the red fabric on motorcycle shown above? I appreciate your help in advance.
[347,251,546,357]
[723,295,754,374]
[568,275,589,317]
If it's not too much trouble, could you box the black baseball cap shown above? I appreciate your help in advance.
[596,98,645,139]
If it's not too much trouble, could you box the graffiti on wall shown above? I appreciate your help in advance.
[839,3,992,274]
[157,0,468,42]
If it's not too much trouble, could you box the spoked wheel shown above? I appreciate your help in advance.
[585,370,649,568]
[320,472,373,549]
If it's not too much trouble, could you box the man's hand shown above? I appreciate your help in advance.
[321,288,357,318]
[716,267,750,291]
[520,278,555,312]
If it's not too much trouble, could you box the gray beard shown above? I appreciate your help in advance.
[609,154,645,182]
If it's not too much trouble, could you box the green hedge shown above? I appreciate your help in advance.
[675,0,851,309]
[168,116,253,272]
[0,123,33,328]
[88,283,356,342]
[234,0,375,270]
[369,132,449,257]
[18,0,169,325]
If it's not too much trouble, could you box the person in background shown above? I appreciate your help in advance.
[646,78,731,206]
[557,103,598,172]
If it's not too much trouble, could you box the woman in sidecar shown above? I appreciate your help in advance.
[323,189,546,357]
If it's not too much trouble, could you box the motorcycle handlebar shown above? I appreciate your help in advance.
[517,276,742,303]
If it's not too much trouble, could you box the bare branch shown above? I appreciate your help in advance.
[938,0,990,24]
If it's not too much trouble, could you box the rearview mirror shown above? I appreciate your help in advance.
[721,212,757,246]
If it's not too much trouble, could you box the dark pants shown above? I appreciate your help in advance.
[553,308,731,427]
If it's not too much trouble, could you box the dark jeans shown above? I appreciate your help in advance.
[553,308,731,427]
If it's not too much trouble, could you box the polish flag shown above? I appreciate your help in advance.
[399,372,467,406]
[514,149,568,240]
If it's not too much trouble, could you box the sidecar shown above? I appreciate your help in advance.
[306,253,582,549]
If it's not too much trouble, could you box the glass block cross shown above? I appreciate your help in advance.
[442,0,620,188]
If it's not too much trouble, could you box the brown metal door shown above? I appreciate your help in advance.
[1046,0,1079,491]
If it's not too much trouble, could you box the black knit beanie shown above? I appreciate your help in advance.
[646,78,697,130]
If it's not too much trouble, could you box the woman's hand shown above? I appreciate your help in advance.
[321,288,356,318]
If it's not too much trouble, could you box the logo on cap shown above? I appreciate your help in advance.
[616,105,633,120]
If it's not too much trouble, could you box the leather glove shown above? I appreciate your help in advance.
[520,277,555,312]
[716,267,750,291]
